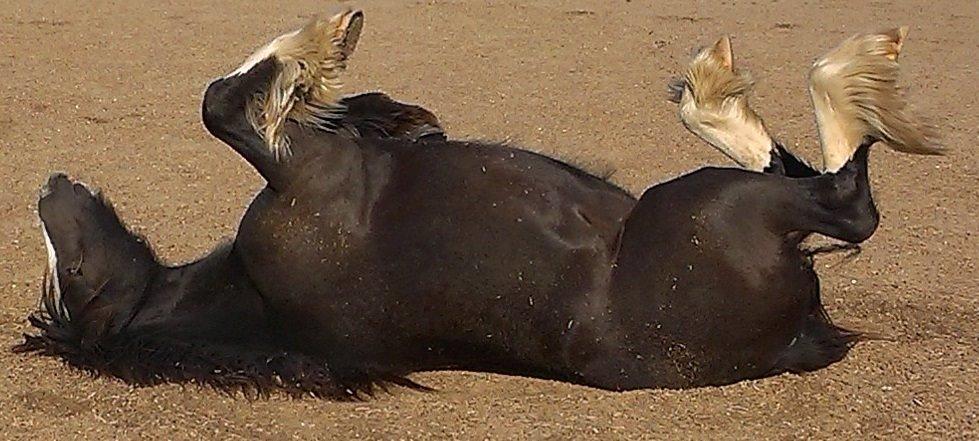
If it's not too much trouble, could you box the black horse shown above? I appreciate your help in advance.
[17,11,940,398]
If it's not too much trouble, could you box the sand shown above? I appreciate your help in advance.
[0,0,975,439]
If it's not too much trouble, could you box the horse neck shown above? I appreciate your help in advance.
[127,243,273,347]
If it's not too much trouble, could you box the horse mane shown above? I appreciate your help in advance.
[15,265,429,400]
[15,294,424,400]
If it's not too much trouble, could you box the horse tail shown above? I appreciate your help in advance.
[770,298,863,374]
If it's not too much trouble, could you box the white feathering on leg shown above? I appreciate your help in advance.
[672,36,775,172]
[218,9,364,160]
[810,27,942,172]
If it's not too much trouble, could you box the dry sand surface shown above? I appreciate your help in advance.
[1,0,976,439]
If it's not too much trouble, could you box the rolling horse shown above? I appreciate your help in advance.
[16,10,941,398]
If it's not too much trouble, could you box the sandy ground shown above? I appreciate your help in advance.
[0,0,976,439]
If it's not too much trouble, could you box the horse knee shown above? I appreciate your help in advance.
[806,144,880,243]
[201,58,292,189]
[837,204,880,243]
[201,58,276,146]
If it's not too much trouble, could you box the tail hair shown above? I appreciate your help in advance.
[227,9,364,159]
[668,36,775,171]
[810,27,942,171]
[770,304,863,375]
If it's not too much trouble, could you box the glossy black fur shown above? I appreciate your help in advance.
[18,57,880,396]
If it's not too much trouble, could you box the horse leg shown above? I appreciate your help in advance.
[669,36,819,178]
[201,10,364,189]
[586,27,939,390]
[809,27,941,172]
[202,57,287,187]
[202,10,452,189]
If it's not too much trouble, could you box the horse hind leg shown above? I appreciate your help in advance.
[601,166,877,388]
[799,26,946,243]
[752,27,948,374]
[668,36,819,177]
[810,27,942,173]
[671,27,941,178]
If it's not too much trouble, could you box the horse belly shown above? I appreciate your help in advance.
[235,161,620,377]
